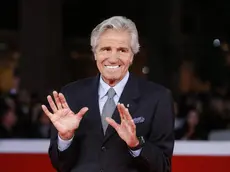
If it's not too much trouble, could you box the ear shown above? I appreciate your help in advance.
[94,53,97,61]
[129,55,134,64]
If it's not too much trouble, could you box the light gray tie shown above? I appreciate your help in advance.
[101,88,116,134]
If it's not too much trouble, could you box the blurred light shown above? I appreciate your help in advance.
[70,51,79,59]
[213,39,220,47]
[221,43,229,52]
[142,66,149,74]
[13,52,21,59]
[0,42,7,50]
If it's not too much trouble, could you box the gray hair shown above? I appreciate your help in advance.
[90,16,140,54]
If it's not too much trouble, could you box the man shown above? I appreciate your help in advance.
[42,16,175,172]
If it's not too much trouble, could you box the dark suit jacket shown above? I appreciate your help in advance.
[48,73,175,172]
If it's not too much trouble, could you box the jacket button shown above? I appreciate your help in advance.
[100,169,104,172]
[101,146,106,152]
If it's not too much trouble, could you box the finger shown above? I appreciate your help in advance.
[127,119,136,133]
[122,105,132,121]
[47,95,58,113]
[59,93,69,109]
[41,105,53,119]
[76,107,89,119]
[53,91,62,109]
[121,104,129,120]
[127,117,136,130]
[123,119,136,134]
[121,105,136,130]
[106,117,119,131]
[117,103,125,121]
[130,122,136,133]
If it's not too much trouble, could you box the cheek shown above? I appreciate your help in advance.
[96,60,105,71]
[96,59,103,65]
[124,57,133,66]
[95,53,105,62]
[127,55,133,63]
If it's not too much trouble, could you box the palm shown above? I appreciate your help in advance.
[106,103,138,147]
[42,91,88,137]
[116,119,137,146]
[51,108,80,135]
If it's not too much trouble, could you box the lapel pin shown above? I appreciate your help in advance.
[127,104,130,108]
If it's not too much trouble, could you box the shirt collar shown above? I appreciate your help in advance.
[98,71,129,99]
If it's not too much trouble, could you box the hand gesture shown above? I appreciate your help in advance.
[41,91,88,140]
[106,103,139,148]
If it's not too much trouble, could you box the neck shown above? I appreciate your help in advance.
[107,80,118,87]
[102,77,120,87]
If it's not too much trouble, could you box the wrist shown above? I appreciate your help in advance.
[128,137,140,148]
[129,136,145,151]
[58,131,74,140]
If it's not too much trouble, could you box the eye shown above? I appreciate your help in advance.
[118,48,128,53]
[101,47,111,52]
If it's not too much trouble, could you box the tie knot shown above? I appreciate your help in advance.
[107,88,116,99]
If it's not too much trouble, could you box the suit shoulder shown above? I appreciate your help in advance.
[137,77,172,97]
[61,76,95,93]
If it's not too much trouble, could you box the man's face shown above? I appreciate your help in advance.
[94,29,134,86]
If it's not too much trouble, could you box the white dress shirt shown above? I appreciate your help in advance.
[58,72,142,157]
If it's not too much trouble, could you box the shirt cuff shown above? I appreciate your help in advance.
[129,148,142,157]
[57,135,74,151]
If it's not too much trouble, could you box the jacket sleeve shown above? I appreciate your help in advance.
[48,87,81,172]
[134,89,175,172]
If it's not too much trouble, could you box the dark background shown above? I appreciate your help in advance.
[0,0,230,140]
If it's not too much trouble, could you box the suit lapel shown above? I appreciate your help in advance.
[83,74,104,139]
[103,74,141,144]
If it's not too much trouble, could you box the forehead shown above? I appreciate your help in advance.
[97,29,131,48]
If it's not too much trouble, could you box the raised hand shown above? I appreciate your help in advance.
[106,103,139,148]
[41,91,88,140]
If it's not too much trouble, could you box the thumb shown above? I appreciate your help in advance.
[106,117,119,131]
[76,107,89,120]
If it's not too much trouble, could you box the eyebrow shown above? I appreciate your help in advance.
[100,46,111,50]
[100,46,129,50]
[117,47,129,51]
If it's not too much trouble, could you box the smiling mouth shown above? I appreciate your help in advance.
[104,65,121,69]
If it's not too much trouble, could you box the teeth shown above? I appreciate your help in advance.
[105,65,119,69]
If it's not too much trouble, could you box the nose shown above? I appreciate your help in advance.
[108,51,119,63]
